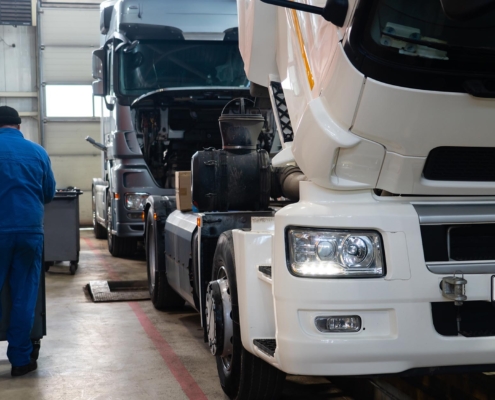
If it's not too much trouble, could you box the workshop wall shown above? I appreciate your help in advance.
[0,25,39,143]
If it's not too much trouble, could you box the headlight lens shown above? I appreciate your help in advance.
[287,228,384,278]
[124,193,149,211]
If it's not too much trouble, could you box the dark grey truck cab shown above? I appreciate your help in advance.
[89,0,246,257]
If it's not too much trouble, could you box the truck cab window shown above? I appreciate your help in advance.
[118,40,248,97]
[346,0,495,92]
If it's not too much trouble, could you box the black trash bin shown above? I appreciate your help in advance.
[44,188,83,275]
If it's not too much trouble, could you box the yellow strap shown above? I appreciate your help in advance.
[291,9,315,90]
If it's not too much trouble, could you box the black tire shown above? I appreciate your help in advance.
[212,231,286,400]
[146,208,185,310]
[192,231,200,297]
[92,185,107,239]
[108,234,137,258]
[107,193,137,258]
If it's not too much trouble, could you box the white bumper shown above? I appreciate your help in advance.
[273,281,493,376]
[234,182,495,376]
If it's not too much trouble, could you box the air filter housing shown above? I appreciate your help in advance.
[192,98,271,212]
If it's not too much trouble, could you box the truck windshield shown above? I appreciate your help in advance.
[119,40,249,97]
[347,0,495,92]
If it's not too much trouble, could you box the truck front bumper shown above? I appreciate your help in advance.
[261,183,495,376]
[273,280,495,376]
[110,161,173,238]
[114,221,144,237]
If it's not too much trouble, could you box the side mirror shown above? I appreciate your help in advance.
[92,47,107,97]
[260,0,348,27]
[100,4,113,35]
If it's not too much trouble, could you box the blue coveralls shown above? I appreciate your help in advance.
[0,127,56,367]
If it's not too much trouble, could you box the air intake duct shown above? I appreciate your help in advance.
[272,166,307,201]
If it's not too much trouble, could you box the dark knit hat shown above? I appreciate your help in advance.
[0,106,21,126]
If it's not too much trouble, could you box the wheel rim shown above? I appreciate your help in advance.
[107,199,113,248]
[217,266,233,372]
[148,217,156,291]
[92,193,96,228]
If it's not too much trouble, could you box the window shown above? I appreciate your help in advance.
[46,85,101,118]
[119,40,248,98]
[345,0,495,93]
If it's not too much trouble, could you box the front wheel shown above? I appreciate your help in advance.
[108,233,136,258]
[146,208,184,310]
[210,231,286,400]
[92,185,107,239]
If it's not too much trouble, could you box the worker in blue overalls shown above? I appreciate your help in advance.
[0,106,56,377]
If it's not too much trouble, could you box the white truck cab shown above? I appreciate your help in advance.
[234,0,495,381]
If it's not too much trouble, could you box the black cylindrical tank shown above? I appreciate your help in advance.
[192,98,271,212]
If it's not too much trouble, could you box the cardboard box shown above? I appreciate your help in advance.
[175,171,192,211]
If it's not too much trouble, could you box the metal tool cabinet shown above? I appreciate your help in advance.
[44,189,83,275]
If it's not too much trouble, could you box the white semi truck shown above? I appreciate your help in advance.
[140,0,495,399]
[88,0,254,257]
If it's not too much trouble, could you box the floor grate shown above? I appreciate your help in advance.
[87,280,150,302]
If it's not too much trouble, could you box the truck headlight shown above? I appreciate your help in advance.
[124,193,149,211]
[287,228,385,278]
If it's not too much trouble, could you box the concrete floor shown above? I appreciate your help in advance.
[0,230,353,400]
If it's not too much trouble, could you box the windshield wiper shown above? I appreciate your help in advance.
[383,32,495,56]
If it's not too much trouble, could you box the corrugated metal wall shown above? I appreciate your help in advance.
[39,5,101,225]
[0,24,38,143]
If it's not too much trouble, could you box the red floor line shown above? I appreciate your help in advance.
[84,237,208,400]
[129,302,208,400]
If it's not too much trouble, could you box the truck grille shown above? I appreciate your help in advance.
[432,302,495,337]
[423,147,495,181]
[421,224,495,263]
